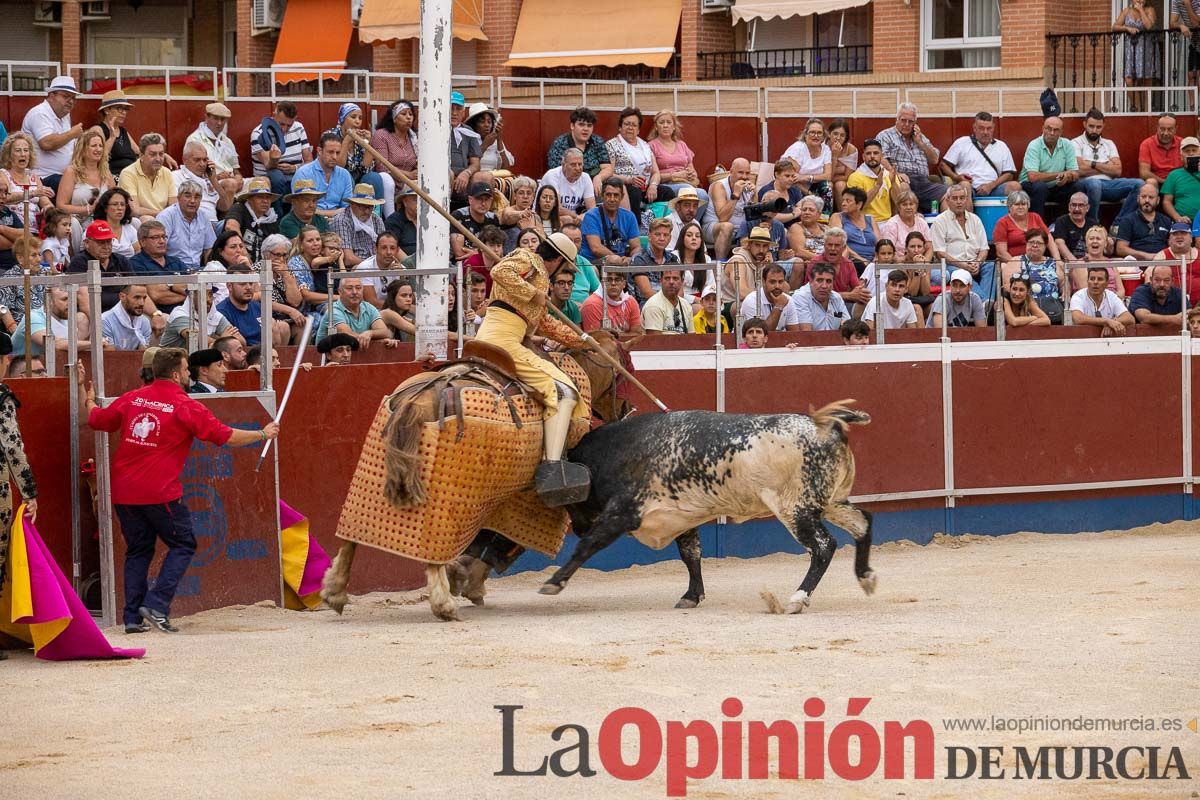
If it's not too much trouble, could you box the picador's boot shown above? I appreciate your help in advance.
[535,382,591,507]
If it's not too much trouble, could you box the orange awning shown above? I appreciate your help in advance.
[273,0,355,84]
[358,0,487,44]
[506,0,681,68]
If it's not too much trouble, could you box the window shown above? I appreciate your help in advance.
[922,0,1000,70]
[92,36,185,67]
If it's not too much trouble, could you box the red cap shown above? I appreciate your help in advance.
[85,220,115,241]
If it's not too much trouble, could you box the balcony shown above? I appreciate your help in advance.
[511,56,681,85]
[698,46,871,81]
[1047,30,1195,113]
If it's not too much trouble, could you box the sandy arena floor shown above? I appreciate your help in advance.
[2,523,1197,799]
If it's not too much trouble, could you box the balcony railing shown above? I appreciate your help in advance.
[698,46,871,81]
[1047,30,1195,113]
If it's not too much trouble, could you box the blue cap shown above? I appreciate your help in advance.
[450,91,465,106]
[1170,221,1192,233]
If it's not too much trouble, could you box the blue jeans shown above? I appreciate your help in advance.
[115,500,196,625]
[971,260,997,302]
[1081,177,1144,225]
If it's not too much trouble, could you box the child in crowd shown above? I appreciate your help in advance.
[40,208,72,270]
[840,318,870,345]
[693,285,730,333]
[862,238,896,300]
[1188,306,1200,337]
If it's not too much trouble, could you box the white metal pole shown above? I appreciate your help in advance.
[415,0,453,361]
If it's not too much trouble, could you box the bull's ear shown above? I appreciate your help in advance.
[619,334,643,352]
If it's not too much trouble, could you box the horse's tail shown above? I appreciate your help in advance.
[382,399,428,508]
[809,399,871,436]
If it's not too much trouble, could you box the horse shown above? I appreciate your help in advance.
[320,329,631,621]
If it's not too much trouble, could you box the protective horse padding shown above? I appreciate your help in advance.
[335,354,591,564]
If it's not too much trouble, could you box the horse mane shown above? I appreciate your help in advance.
[808,399,871,435]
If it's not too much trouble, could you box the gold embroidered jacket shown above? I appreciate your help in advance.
[488,249,585,349]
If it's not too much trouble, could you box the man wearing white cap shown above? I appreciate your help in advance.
[186,103,242,199]
[21,75,83,194]
[927,269,986,328]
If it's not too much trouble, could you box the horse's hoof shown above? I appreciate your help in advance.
[323,592,348,615]
[785,590,810,615]
[858,571,878,596]
[674,597,699,609]
[538,583,563,595]
[445,562,469,596]
[431,605,460,622]
[466,593,486,607]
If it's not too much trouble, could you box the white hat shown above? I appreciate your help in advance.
[47,75,79,95]
[465,102,495,124]
[949,268,973,286]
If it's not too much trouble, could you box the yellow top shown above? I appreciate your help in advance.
[489,249,586,349]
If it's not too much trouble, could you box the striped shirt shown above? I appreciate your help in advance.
[250,120,311,177]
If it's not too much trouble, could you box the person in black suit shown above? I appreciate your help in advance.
[187,349,226,394]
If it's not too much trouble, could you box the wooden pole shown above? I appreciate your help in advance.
[349,131,671,413]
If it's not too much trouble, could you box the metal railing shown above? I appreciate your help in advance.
[698,46,872,81]
[496,76,630,111]
[1047,30,1196,113]
[67,63,220,100]
[0,61,61,95]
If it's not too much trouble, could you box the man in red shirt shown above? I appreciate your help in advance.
[78,348,279,633]
[1138,113,1182,184]
[581,270,645,337]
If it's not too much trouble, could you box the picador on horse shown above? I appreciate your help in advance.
[321,232,628,621]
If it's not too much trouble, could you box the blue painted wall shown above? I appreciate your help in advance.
[509,492,1190,577]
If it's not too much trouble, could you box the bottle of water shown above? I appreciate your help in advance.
[640,208,654,236]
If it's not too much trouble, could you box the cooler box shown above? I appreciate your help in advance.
[974,197,1008,243]
[1119,267,1144,299]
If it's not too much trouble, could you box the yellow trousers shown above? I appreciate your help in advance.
[476,307,586,420]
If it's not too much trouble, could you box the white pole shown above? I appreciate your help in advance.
[415,0,453,361]
[255,317,314,471]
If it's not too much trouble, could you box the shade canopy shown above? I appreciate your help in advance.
[506,0,682,69]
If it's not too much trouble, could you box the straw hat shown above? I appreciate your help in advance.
[98,89,133,110]
[47,76,79,95]
[545,232,577,264]
[236,177,280,202]
[286,179,326,201]
[668,186,701,209]
[347,183,384,206]
[746,226,773,243]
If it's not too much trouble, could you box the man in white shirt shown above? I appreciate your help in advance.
[931,183,994,300]
[540,149,596,225]
[101,284,164,350]
[1070,264,1135,335]
[172,140,233,221]
[20,76,83,194]
[940,111,1021,200]
[642,270,696,334]
[185,102,242,200]
[791,262,850,331]
[354,231,402,307]
[1071,108,1144,224]
[739,263,800,331]
[862,269,920,330]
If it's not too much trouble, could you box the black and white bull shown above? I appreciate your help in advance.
[538,401,877,614]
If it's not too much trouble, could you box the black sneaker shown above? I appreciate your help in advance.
[124,622,150,634]
[139,606,180,633]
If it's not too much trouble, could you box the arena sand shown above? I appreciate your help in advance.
[2,522,1196,799]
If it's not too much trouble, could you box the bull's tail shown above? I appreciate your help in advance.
[382,399,428,508]
[809,399,871,435]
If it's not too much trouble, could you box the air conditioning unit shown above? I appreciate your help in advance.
[252,0,286,32]
[81,0,111,19]
[701,0,733,10]
[33,1,63,27]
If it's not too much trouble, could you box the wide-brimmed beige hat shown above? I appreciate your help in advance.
[668,186,701,209]
[286,178,326,201]
[546,231,577,264]
[236,177,280,202]
[347,183,384,206]
[99,89,133,110]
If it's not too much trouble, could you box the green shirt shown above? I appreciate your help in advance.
[570,258,600,305]
[328,299,381,334]
[554,298,582,325]
[1161,167,1200,221]
[1019,137,1079,183]
[279,211,328,240]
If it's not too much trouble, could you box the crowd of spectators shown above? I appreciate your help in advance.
[5,76,1200,384]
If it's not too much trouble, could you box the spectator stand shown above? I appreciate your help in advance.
[868,260,948,345]
[318,263,459,354]
[71,263,283,627]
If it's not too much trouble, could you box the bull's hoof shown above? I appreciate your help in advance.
[538,583,564,596]
[858,570,878,596]
[674,596,702,609]
[785,590,811,615]
[445,560,470,596]
[463,560,490,606]
[323,591,348,615]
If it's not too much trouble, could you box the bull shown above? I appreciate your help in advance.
[537,401,876,614]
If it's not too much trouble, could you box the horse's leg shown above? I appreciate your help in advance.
[448,531,496,596]
[425,564,459,621]
[320,542,357,615]
[824,501,877,595]
[538,509,637,595]
[463,533,527,606]
[783,508,836,614]
[674,528,705,609]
